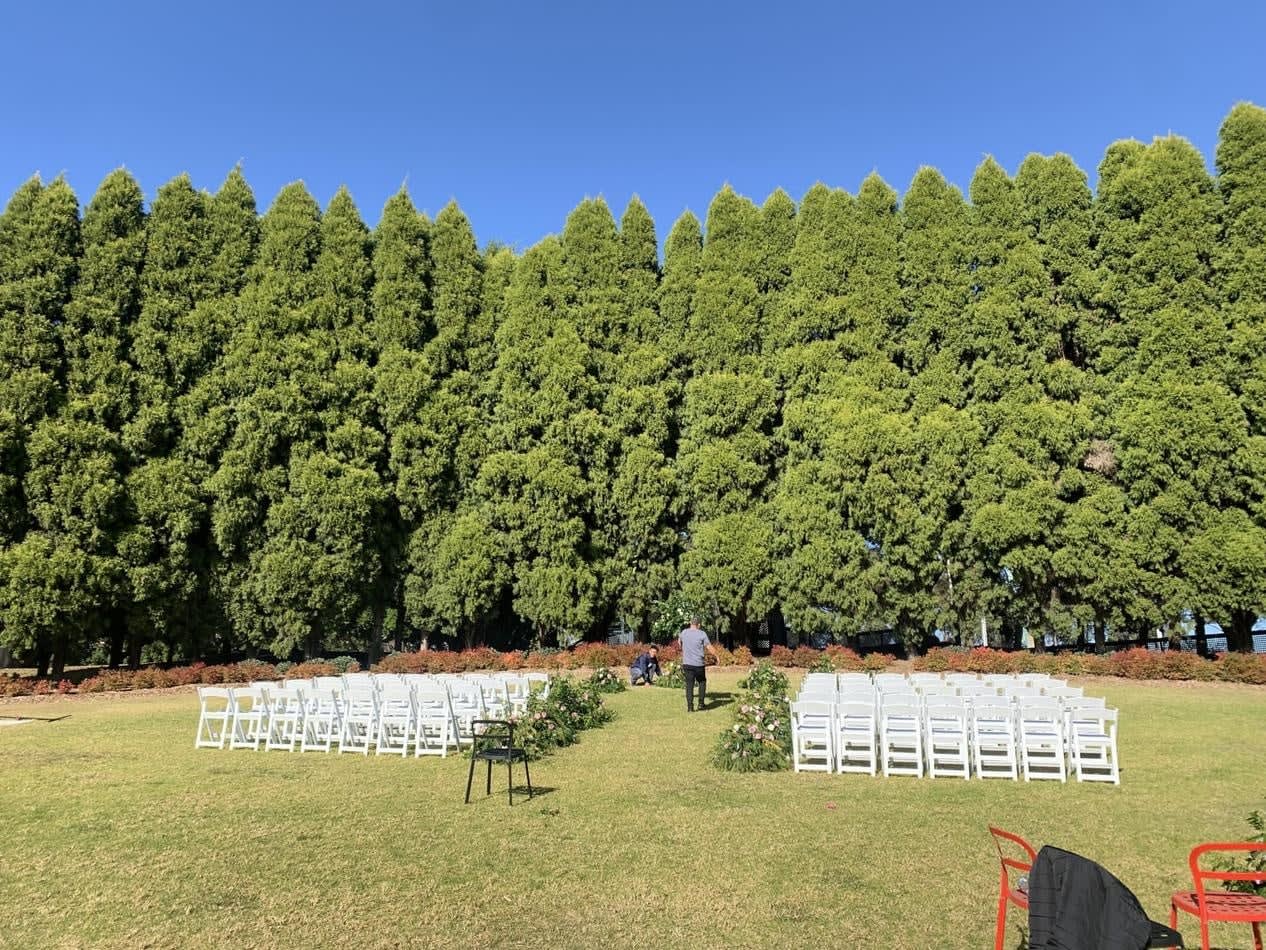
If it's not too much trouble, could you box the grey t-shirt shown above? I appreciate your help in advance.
[680,627,710,667]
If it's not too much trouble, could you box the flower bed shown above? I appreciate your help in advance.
[3,641,1264,699]
[911,647,1266,684]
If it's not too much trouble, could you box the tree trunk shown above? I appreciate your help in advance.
[35,634,51,678]
[50,632,68,679]
[107,608,126,668]
[367,601,384,667]
[1227,609,1256,653]
[1194,614,1208,658]
[128,631,142,670]
[1094,618,1108,655]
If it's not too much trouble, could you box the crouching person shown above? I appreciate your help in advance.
[629,645,661,686]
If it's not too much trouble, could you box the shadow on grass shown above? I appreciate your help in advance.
[699,690,736,710]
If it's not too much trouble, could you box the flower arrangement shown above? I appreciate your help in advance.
[505,675,614,761]
[653,660,685,689]
[587,667,627,694]
[712,696,792,772]
[714,661,792,772]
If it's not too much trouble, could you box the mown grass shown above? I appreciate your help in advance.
[1,671,1263,949]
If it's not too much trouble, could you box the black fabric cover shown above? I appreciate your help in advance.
[1027,845,1153,950]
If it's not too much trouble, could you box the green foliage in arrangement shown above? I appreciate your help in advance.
[715,661,792,771]
[1212,808,1266,896]
[3,103,1266,674]
[586,667,627,694]
[508,675,614,760]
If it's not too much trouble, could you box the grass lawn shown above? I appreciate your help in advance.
[1,671,1263,949]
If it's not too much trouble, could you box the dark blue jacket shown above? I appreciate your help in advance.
[630,652,661,678]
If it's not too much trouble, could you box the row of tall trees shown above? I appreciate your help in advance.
[2,104,1264,673]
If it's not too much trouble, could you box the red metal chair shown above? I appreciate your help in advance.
[989,826,1037,950]
[1170,842,1266,950]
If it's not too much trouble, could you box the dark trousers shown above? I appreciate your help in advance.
[683,665,706,711]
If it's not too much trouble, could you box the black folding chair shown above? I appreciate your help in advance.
[464,719,533,806]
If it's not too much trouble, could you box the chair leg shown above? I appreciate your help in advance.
[465,750,477,804]
[486,759,492,796]
[995,891,1007,950]
[507,760,514,806]
[1251,919,1261,950]
[524,757,533,800]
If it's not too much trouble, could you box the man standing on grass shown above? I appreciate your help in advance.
[679,616,718,712]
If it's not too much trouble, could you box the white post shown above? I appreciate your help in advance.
[980,617,988,647]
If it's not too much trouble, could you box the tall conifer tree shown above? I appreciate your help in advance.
[0,177,85,674]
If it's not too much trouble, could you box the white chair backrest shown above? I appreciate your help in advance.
[791,700,834,724]
[231,685,265,709]
[198,685,233,707]
[836,700,875,724]
[313,676,344,692]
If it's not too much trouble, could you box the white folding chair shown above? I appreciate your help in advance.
[340,682,379,755]
[971,698,1019,781]
[301,686,343,752]
[501,675,531,715]
[414,686,457,757]
[1068,706,1120,784]
[195,686,234,749]
[1017,698,1067,782]
[522,672,550,698]
[228,686,267,750]
[264,685,305,751]
[923,697,970,779]
[790,701,834,773]
[1042,685,1085,700]
[376,681,415,757]
[880,700,924,777]
[447,686,485,748]
[835,700,877,775]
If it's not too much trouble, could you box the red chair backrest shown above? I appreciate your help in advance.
[1188,842,1266,900]
[990,826,1038,891]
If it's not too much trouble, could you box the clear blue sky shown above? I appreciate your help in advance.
[3,0,1264,250]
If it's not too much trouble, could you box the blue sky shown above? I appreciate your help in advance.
[3,0,1264,249]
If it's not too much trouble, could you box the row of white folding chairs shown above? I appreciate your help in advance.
[789,696,1119,783]
[798,687,1112,761]
[194,676,548,758]
[797,682,1086,706]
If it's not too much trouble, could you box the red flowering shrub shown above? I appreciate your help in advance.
[656,642,682,663]
[789,645,818,668]
[1215,652,1266,685]
[862,652,892,672]
[278,661,337,679]
[769,645,795,666]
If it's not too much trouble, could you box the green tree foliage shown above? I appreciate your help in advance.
[5,102,1266,666]
[0,177,86,674]
[679,187,780,644]
[479,237,601,645]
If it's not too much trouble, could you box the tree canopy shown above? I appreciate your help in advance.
[3,103,1266,671]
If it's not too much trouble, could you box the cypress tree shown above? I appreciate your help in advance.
[204,181,325,655]
[679,187,778,644]
[887,168,980,649]
[477,238,600,645]
[961,157,1091,646]
[1207,103,1266,650]
[600,198,679,635]
[0,177,85,674]
[253,187,386,658]
[1095,136,1251,641]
